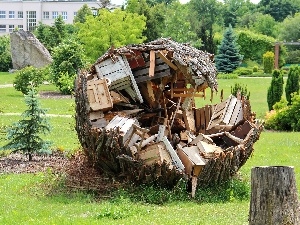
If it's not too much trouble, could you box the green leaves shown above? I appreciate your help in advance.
[75,9,146,62]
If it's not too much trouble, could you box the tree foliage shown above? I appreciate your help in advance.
[258,0,298,22]
[73,4,93,24]
[236,30,275,63]
[263,51,274,74]
[231,82,250,99]
[75,8,146,62]
[161,1,198,44]
[278,13,300,44]
[215,25,242,73]
[189,0,222,53]
[285,65,300,104]
[1,88,52,161]
[0,35,12,72]
[267,69,284,111]
[126,0,164,42]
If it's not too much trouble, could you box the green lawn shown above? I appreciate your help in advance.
[0,75,299,225]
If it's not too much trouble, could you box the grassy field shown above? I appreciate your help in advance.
[0,73,299,225]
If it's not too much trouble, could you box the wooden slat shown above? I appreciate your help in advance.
[134,70,170,83]
[149,50,155,77]
[223,96,237,124]
[229,100,243,125]
[162,136,185,172]
[199,107,206,134]
[195,108,201,132]
[157,51,178,70]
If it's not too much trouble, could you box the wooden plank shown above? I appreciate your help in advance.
[172,93,204,98]
[122,55,144,103]
[181,146,206,166]
[156,125,166,142]
[120,118,136,134]
[229,100,243,125]
[149,50,155,77]
[105,115,123,130]
[183,109,196,132]
[223,96,237,124]
[157,51,178,70]
[177,144,194,176]
[162,136,185,172]
[133,64,169,77]
[199,107,206,134]
[134,70,170,83]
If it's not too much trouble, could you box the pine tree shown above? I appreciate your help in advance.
[285,65,300,105]
[1,87,52,161]
[267,69,284,111]
[215,25,242,73]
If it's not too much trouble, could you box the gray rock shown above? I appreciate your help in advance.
[10,30,52,70]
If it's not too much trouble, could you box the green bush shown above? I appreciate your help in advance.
[217,73,239,79]
[231,83,250,99]
[265,94,300,131]
[51,38,87,94]
[253,66,258,72]
[285,50,300,64]
[233,67,253,76]
[263,51,274,74]
[285,65,300,104]
[13,66,47,94]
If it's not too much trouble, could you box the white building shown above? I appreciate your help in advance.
[0,0,119,36]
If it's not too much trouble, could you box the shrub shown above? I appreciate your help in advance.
[50,39,87,94]
[231,83,250,99]
[285,65,300,104]
[217,73,239,79]
[13,66,47,94]
[263,51,274,74]
[253,66,258,72]
[265,94,300,131]
[233,67,253,76]
[267,69,284,111]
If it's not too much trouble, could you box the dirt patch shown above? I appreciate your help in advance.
[0,152,68,174]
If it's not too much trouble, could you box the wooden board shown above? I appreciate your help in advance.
[183,109,196,132]
[139,142,172,166]
[87,79,113,112]
[162,136,185,172]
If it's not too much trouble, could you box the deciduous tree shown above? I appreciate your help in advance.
[75,8,146,62]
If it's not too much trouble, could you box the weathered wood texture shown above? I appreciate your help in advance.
[249,166,300,225]
[75,73,263,188]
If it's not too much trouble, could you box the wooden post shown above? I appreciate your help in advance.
[249,166,300,225]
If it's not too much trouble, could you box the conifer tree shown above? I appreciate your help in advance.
[1,87,52,161]
[285,65,300,105]
[215,25,242,73]
[267,69,284,111]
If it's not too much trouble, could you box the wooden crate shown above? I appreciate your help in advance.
[206,95,243,130]
[139,142,172,166]
[87,79,113,112]
[94,55,143,103]
[177,145,206,177]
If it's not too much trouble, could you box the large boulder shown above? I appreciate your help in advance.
[10,30,52,69]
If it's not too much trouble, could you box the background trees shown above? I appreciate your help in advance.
[0,35,12,72]
[75,8,146,62]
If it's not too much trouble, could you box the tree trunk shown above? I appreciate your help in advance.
[249,166,300,225]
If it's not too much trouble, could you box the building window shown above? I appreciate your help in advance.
[92,10,98,16]
[18,11,23,19]
[9,11,15,19]
[9,25,14,32]
[74,12,77,17]
[43,11,49,19]
[52,11,58,19]
[26,11,36,32]
[0,25,6,32]
[18,25,23,30]
[61,11,67,20]
[0,11,6,19]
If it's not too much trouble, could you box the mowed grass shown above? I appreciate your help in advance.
[0,74,300,225]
